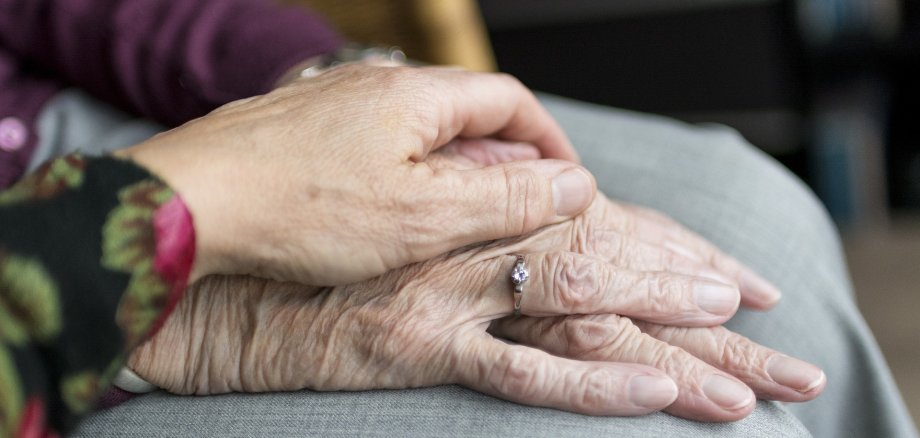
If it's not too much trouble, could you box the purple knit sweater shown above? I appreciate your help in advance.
[0,0,344,188]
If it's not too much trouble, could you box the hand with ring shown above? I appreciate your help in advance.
[129,147,824,421]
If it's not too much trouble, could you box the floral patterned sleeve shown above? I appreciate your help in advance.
[0,154,195,437]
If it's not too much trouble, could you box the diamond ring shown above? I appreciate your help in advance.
[510,255,529,317]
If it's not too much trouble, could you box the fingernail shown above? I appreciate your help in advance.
[629,375,679,409]
[703,374,754,410]
[551,167,595,216]
[767,355,826,393]
[740,270,782,305]
[694,282,740,315]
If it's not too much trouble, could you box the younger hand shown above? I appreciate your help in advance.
[119,65,594,285]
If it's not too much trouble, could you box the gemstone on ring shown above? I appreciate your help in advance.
[511,258,529,284]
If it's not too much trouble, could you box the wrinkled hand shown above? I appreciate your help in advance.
[130,192,823,422]
[129,248,720,418]
[491,312,826,422]
[118,65,594,285]
[435,140,782,310]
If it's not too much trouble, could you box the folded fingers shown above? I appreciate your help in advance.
[616,203,782,309]
[635,322,826,401]
[452,334,677,416]
[586,228,736,285]
[489,315,758,422]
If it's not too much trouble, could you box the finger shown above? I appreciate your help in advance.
[419,68,579,162]
[490,315,757,422]
[479,253,740,326]
[408,160,595,257]
[618,203,782,309]
[636,322,826,402]
[453,334,678,416]
[584,228,738,285]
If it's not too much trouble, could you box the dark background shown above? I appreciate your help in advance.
[478,0,920,229]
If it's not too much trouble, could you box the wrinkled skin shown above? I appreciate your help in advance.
[131,151,824,422]
[119,65,597,286]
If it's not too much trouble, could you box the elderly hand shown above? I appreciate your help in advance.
[129,194,823,422]
[127,251,712,418]
[490,313,826,422]
[434,140,783,310]
[117,65,594,285]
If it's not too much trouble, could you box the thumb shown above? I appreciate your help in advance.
[410,159,596,258]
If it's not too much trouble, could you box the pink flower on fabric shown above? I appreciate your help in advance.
[17,396,60,438]
[152,195,195,285]
[150,194,196,334]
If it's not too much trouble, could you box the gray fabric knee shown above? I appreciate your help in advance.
[74,387,811,438]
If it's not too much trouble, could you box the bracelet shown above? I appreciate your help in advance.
[112,367,157,394]
[299,44,407,79]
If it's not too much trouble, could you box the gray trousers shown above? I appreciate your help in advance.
[40,90,914,437]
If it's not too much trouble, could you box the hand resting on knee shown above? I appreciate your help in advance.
[129,146,825,423]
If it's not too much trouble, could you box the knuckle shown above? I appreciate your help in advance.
[561,315,642,359]
[716,332,766,375]
[570,221,611,257]
[648,342,692,377]
[493,346,543,398]
[646,274,691,315]
[548,254,599,312]
[501,167,550,234]
[624,329,688,370]
[560,317,609,356]
[633,328,707,384]
[573,368,616,411]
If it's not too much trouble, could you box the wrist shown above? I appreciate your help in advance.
[127,276,257,395]
[113,145,214,283]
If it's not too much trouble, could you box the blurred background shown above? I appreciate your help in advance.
[289,0,919,424]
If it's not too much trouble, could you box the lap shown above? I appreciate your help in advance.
[73,387,808,438]
[46,89,911,437]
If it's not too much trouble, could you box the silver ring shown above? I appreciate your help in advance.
[510,255,529,317]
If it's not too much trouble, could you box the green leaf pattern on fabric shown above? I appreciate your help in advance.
[0,254,62,343]
[1,155,189,436]
[0,155,86,206]
[0,302,28,346]
[60,371,102,415]
[60,356,123,416]
[0,345,24,435]
[101,180,174,347]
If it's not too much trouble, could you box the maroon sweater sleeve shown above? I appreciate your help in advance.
[0,0,344,127]
[0,49,61,188]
